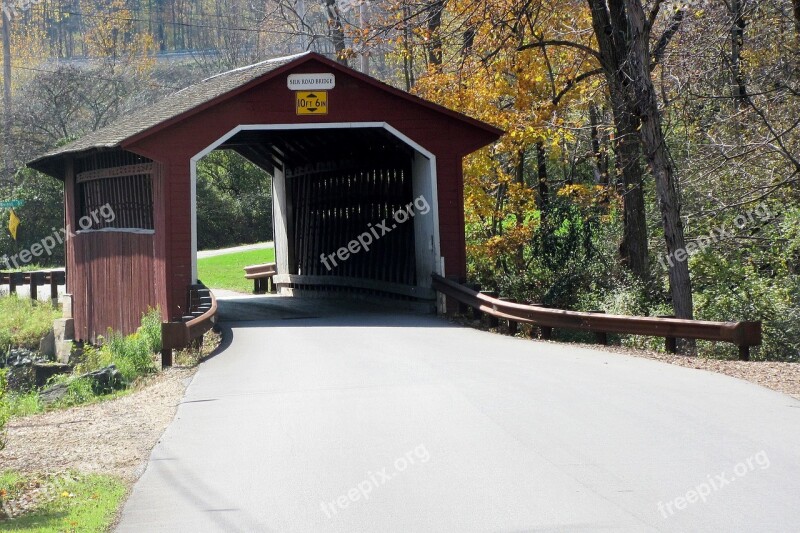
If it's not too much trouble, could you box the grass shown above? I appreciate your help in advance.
[0,470,126,532]
[197,247,275,293]
[0,296,62,351]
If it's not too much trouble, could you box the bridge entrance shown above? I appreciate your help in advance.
[193,124,439,302]
[29,52,502,341]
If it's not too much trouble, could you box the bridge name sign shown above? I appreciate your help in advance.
[287,73,336,91]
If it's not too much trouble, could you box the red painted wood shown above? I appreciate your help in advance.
[62,55,499,326]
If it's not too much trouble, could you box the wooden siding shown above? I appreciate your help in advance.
[69,231,157,342]
[65,153,166,341]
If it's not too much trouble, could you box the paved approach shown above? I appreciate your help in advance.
[117,293,800,532]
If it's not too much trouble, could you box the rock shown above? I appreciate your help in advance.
[33,362,72,388]
[55,340,73,364]
[53,318,75,342]
[83,365,125,395]
[39,383,69,404]
[39,329,56,358]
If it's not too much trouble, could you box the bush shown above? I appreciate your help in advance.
[73,308,161,383]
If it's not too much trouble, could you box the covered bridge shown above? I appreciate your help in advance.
[28,52,503,341]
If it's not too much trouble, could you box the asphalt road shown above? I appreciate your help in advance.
[116,294,800,532]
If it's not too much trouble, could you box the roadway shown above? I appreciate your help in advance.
[116,292,800,532]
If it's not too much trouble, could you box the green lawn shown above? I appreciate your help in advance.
[197,248,275,293]
[0,471,126,532]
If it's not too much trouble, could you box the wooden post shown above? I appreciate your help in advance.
[739,345,750,361]
[161,348,173,368]
[589,310,608,345]
[499,298,518,335]
[481,291,499,328]
[29,273,38,301]
[659,315,677,354]
[49,271,59,302]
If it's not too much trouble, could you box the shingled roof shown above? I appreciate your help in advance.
[28,52,307,169]
[28,51,503,176]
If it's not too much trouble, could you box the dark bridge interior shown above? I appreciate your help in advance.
[216,127,420,289]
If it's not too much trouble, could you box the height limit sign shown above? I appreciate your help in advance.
[296,92,328,116]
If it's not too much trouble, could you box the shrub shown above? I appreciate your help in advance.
[73,308,161,383]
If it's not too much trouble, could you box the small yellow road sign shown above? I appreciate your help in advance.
[296,91,328,115]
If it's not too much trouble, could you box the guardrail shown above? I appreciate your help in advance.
[432,274,762,360]
[244,262,277,294]
[0,270,66,301]
[160,284,218,368]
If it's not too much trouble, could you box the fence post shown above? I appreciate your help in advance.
[481,291,499,328]
[659,315,678,354]
[499,298,518,335]
[738,345,750,361]
[589,310,608,345]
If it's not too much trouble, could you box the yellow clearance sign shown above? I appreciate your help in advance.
[296,91,328,115]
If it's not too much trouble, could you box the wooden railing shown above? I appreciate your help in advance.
[244,262,277,294]
[160,284,218,368]
[0,270,66,301]
[432,274,762,360]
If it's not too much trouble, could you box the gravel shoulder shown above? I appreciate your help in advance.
[0,367,196,482]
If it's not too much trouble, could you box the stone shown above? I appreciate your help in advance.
[39,329,56,358]
[53,318,75,341]
[56,340,73,364]
[83,365,125,394]
[40,383,69,404]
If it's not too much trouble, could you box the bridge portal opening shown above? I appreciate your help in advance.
[191,124,441,302]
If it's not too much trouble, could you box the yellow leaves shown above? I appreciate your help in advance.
[557,184,613,209]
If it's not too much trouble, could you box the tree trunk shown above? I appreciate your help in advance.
[536,142,549,216]
[589,105,609,185]
[730,0,747,106]
[587,0,694,345]
[323,0,348,65]
[586,0,650,282]
[426,1,445,67]
[622,0,694,326]
[610,89,650,280]
[2,10,12,180]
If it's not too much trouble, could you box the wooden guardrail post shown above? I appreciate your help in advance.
[589,310,608,345]
[482,292,500,328]
[499,298,518,335]
[659,315,678,353]
[9,272,20,294]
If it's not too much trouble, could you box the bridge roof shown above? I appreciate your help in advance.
[28,52,503,175]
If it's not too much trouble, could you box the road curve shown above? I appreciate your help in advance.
[117,294,800,532]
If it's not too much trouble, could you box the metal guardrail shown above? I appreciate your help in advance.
[432,274,762,360]
[0,270,66,301]
[161,284,218,368]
